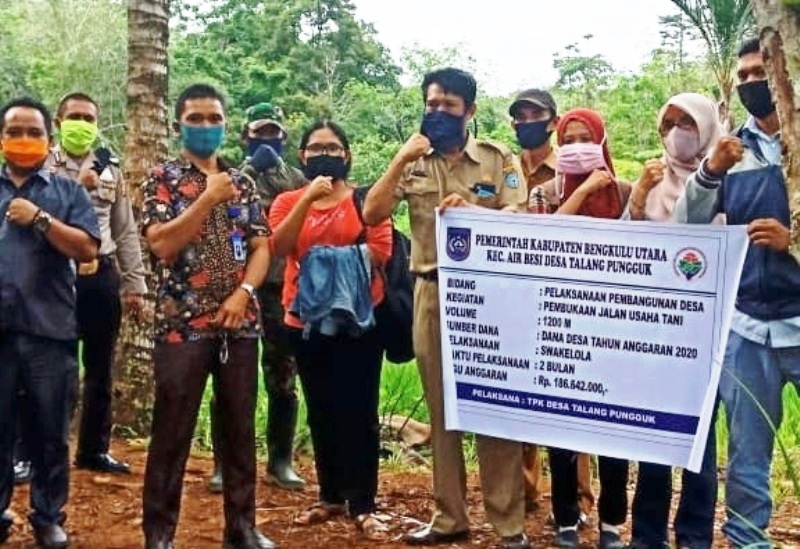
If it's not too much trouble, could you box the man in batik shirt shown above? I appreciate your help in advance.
[140,84,274,549]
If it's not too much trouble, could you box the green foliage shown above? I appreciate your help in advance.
[668,0,754,126]
[552,36,614,107]
[1,0,733,187]
[0,0,127,150]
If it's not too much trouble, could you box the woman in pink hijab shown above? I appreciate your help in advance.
[627,92,724,222]
[627,92,723,549]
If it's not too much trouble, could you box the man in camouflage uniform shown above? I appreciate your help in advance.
[208,102,307,492]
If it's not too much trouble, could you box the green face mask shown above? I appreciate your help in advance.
[59,119,99,156]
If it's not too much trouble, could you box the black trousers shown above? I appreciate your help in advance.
[549,449,629,528]
[75,257,122,456]
[0,333,77,527]
[631,400,719,549]
[14,389,30,462]
[289,327,383,516]
[142,338,258,541]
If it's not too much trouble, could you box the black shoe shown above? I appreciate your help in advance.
[498,533,530,549]
[74,453,131,474]
[403,525,470,545]
[0,511,12,543]
[554,529,580,549]
[623,541,668,549]
[598,531,625,549]
[223,527,276,549]
[33,523,68,549]
[13,461,31,485]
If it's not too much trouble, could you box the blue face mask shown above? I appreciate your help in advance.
[247,137,283,158]
[515,120,552,150]
[181,124,225,158]
[421,111,467,153]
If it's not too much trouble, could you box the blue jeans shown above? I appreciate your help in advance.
[630,401,718,549]
[719,331,800,548]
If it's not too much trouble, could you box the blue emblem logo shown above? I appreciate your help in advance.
[446,227,471,261]
[505,172,520,189]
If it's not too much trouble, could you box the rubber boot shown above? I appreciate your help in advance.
[207,396,223,494]
[266,394,305,490]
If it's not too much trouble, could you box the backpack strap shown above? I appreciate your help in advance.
[352,185,369,245]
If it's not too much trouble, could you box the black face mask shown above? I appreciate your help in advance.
[421,111,467,153]
[515,120,552,150]
[302,154,349,181]
[738,80,776,119]
[247,137,283,158]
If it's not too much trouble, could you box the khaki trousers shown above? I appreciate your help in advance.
[413,279,525,537]
[524,446,596,515]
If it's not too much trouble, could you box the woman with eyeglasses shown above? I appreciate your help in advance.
[268,120,393,542]
[626,93,724,223]
[624,93,724,549]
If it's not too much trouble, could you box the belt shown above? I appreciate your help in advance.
[77,255,113,276]
[415,271,438,282]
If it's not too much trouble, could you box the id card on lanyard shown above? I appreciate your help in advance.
[228,204,247,262]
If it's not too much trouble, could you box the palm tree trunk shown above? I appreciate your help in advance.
[113,0,169,436]
[750,1,800,260]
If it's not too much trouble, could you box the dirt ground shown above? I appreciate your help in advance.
[4,440,800,548]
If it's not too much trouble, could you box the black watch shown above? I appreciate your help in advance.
[32,210,53,234]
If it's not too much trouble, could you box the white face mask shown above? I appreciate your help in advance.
[663,127,702,163]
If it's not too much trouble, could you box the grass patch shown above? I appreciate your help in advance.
[186,350,800,498]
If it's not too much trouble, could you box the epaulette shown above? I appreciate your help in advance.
[477,139,513,157]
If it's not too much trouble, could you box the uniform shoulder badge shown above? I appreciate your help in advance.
[504,172,520,189]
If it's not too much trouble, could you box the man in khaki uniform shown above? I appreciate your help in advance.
[509,89,596,521]
[510,89,558,196]
[46,92,146,474]
[363,68,529,549]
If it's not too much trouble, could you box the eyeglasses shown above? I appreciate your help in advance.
[660,117,696,135]
[305,143,345,155]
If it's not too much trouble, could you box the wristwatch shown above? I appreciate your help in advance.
[239,283,256,299]
[32,210,53,234]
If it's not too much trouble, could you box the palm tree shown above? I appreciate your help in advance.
[669,0,754,129]
[750,0,800,264]
[113,0,169,435]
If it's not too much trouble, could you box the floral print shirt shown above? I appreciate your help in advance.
[141,157,268,343]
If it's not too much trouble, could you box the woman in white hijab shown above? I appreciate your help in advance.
[628,92,724,222]
[626,92,724,549]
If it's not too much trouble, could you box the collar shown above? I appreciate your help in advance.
[462,134,482,164]
[521,146,557,176]
[49,144,93,169]
[176,153,231,173]
[743,116,780,142]
[0,164,53,186]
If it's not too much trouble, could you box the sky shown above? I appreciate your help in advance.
[351,0,693,96]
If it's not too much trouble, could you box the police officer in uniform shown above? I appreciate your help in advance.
[363,68,530,549]
[48,92,146,474]
[207,102,307,493]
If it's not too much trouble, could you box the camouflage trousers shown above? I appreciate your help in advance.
[257,284,298,399]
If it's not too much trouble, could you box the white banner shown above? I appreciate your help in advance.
[435,208,748,471]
